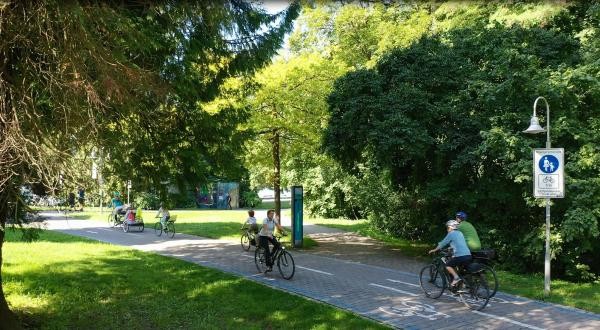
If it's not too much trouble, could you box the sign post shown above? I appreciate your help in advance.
[524,96,565,297]
[127,180,132,205]
[291,186,303,248]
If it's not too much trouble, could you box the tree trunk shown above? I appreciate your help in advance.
[272,130,281,220]
[0,213,22,330]
[0,37,22,329]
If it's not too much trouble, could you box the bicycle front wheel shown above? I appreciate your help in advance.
[167,222,175,238]
[241,232,251,251]
[462,274,490,311]
[419,264,446,298]
[277,250,295,280]
[254,246,268,273]
[154,222,163,237]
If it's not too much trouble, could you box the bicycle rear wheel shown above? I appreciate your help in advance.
[254,246,268,273]
[419,264,446,298]
[167,222,175,238]
[480,264,498,297]
[461,274,490,311]
[241,232,251,251]
[154,222,162,237]
[277,250,295,280]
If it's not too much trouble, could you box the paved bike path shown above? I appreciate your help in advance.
[43,214,600,330]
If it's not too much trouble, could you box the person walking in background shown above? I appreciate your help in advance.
[68,192,76,210]
[77,187,85,211]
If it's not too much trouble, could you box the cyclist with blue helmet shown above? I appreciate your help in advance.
[455,211,481,252]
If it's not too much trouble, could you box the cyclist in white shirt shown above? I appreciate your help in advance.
[258,209,285,272]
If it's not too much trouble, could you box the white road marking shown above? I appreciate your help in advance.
[473,311,546,330]
[297,266,333,276]
[85,230,98,234]
[387,278,420,287]
[250,273,275,281]
[369,283,419,297]
[241,254,254,259]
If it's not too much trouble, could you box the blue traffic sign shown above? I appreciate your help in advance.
[539,155,559,174]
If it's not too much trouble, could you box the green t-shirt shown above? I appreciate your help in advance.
[457,220,481,252]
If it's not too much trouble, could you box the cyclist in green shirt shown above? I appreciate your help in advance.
[455,211,481,252]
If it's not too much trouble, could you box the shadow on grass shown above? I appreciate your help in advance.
[4,231,386,329]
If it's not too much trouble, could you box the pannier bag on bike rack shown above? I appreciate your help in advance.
[472,248,496,260]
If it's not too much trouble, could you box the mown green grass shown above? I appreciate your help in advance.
[496,270,600,313]
[255,200,291,210]
[3,229,387,329]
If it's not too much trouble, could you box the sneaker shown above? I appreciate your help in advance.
[450,278,463,287]
[265,266,273,273]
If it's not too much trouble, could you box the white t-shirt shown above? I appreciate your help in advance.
[246,216,257,225]
[258,217,276,237]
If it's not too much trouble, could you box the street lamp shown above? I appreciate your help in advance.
[523,96,552,297]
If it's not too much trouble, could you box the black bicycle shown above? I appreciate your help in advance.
[254,233,295,280]
[419,249,491,311]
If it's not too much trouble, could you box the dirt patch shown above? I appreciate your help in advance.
[306,232,428,274]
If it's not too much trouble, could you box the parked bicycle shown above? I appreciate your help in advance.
[241,225,258,251]
[419,249,491,311]
[254,232,295,280]
[154,215,177,238]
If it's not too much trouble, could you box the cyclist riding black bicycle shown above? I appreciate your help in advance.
[259,209,285,272]
[428,219,472,287]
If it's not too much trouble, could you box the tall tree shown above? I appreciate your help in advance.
[243,54,346,218]
[0,1,298,327]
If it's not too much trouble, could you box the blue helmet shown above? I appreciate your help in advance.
[456,211,467,220]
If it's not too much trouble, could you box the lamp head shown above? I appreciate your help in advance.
[523,115,546,134]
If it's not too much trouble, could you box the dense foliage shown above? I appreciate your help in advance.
[324,3,600,280]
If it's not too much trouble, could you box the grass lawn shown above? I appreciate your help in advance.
[3,229,388,329]
[496,270,600,314]
[255,200,291,210]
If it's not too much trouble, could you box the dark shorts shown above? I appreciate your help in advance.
[446,255,472,268]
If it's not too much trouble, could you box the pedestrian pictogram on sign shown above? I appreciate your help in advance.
[533,149,564,198]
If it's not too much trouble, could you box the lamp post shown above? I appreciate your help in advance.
[523,96,551,297]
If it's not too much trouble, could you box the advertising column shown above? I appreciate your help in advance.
[291,186,303,248]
